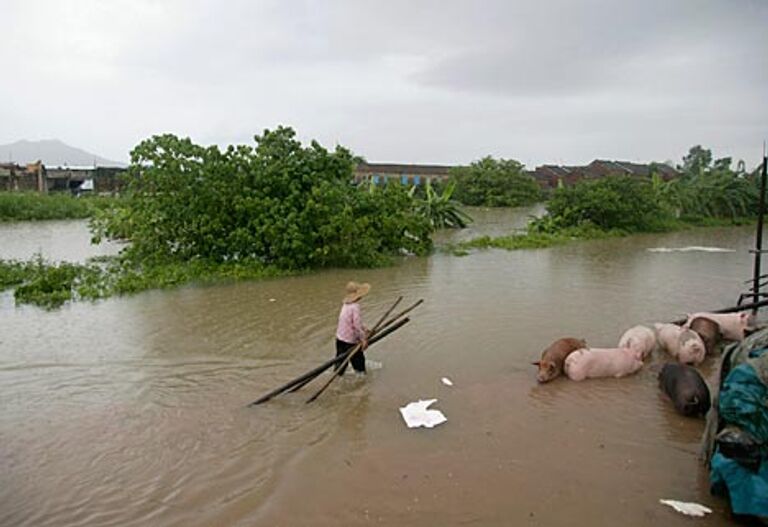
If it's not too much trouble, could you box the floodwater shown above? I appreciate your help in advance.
[0,219,122,262]
[0,211,758,526]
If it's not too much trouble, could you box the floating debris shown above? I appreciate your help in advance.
[399,399,447,429]
[659,499,712,517]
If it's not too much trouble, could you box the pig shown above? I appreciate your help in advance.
[658,363,711,417]
[617,325,657,360]
[564,347,644,382]
[532,337,587,383]
[654,323,706,365]
[685,311,752,341]
[687,316,721,357]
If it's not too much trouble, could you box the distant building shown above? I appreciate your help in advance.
[354,162,453,186]
[0,162,125,194]
[529,159,678,189]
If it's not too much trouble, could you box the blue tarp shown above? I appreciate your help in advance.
[710,348,768,517]
[718,362,768,442]
[711,452,768,516]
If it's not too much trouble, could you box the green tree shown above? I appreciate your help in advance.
[93,127,433,269]
[449,156,542,207]
[659,145,759,220]
[542,175,672,232]
[680,145,713,176]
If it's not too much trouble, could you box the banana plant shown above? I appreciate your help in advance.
[413,180,473,229]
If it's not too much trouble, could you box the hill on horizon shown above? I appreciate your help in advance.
[0,139,126,167]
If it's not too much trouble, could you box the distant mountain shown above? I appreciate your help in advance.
[0,139,126,167]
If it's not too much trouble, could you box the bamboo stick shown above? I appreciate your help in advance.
[248,316,410,406]
[247,297,411,406]
[305,299,424,404]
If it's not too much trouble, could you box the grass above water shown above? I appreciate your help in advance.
[441,217,755,256]
[0,192,120,222]
[0,256,291,309]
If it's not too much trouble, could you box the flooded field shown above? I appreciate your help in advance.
[0,211,756,526]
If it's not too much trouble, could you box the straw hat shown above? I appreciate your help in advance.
[343,281,371,304]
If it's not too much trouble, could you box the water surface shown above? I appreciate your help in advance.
[0,215,756,526]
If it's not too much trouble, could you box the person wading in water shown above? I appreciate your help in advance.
[335,281,371,374]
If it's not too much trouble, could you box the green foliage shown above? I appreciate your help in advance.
[445,224,619,255]
[662,146,759,220]
[0,260,30,289]
[449,156,542,207]
[0,254,289,309]
[92,127,433,269]
[679,145,713,176]
[412,180,473,229]
[536,175,672,233]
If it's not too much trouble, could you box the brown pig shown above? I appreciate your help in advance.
[685,311,752,341]
[688,316,721,357]
[533,337,587,383]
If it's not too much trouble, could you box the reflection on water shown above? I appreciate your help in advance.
[0,215,755,526]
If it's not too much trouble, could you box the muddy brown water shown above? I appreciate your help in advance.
[0,211,757,526]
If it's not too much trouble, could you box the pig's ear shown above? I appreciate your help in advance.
[532,361,541,367]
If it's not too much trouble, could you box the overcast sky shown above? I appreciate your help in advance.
[1,0,766,168]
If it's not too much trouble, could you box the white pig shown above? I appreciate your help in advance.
[618,325,657,360]
[564,347,644,382]
[684,311,751,341]
[654,323,706,365]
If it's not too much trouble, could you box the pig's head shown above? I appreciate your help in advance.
[679,331,706,365]
[689,317,720,355]
[532,359,559,383]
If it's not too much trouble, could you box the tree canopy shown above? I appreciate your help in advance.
[93,127,433,269]
[449,156,542,207]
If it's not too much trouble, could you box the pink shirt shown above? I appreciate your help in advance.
[336,302,366,344]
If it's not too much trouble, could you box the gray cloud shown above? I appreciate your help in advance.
[1,0,766,167]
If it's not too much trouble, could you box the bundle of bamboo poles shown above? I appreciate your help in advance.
[248,296,423,406]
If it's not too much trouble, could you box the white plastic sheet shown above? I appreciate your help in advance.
[659,499,712,517]
[399,399,447,429]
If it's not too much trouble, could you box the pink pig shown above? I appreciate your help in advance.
[654,323,706,365]
[617,325,657,360]
[684,311,752,341]
[564,347,644,381]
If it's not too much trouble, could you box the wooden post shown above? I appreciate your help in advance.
[753,153,768,312]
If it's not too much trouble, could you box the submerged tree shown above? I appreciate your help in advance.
[93,127,433,269]
[449,156,542,207]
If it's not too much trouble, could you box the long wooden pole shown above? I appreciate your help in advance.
[247,297,412,406]
[670,297,768,325]
[248,316,410,406]
[753,153,768,311]
[296,299,423,397]
[284,297,403,395]
[305,299,424,404]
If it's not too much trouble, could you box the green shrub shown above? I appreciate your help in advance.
[93,127,433,269]
[449,156,542,207]
[541,175,673,233]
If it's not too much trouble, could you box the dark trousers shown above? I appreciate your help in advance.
[335,339,366,374]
